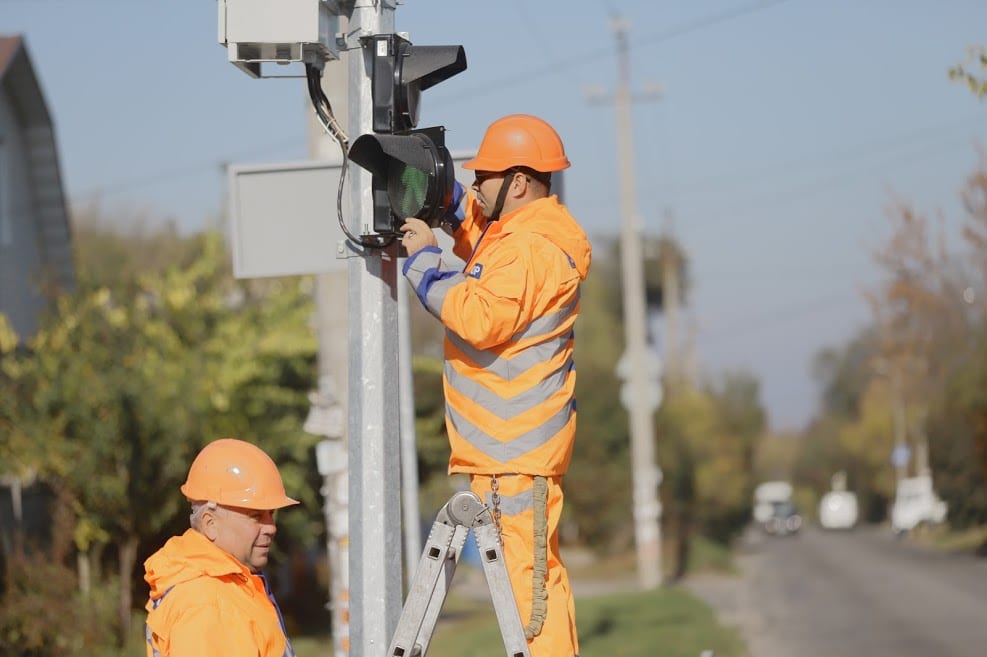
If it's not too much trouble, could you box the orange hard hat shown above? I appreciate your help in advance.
[180,438,299,510]
[463,114,571,173]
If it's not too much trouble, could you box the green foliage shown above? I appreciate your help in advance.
[412,355,458,514]
[1,223,323,644]
[567,261,634,551]
[811,329,878,419]
[657,380,761,547]
[928,326,987,527]
[949,45,987,99]
[599,234,691,317]
[0,490,122,657]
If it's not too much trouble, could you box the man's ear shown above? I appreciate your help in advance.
[511,172,529,198]
[200,508,221,541]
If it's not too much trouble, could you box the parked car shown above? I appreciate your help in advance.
[753,480,793,527]
[763,500,802,536]
[819,490,859,530]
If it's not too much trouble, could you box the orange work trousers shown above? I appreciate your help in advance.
[469,474,579,657]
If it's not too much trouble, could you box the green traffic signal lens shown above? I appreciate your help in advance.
[390,164,430,218]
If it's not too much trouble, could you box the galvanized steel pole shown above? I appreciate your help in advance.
[346,3,403,656]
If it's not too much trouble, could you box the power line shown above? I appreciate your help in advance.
[70,139,303,201]
[441,0,796,102]
[668,111,987,197]
[634,0,794,49]
[578,110,987,213]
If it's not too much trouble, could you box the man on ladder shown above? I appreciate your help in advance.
[401,113,592,657]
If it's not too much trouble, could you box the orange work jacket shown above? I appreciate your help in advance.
[404,193,592,476]
[144,528,294,657]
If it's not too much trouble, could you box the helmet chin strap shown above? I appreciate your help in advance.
[487,171,516,222]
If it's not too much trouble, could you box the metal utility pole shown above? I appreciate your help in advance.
[610,15,663,589]
[346,3,402,656]
[307,47,351,657]
[398,278,423,581]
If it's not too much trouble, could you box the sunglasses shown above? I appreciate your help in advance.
[473,169,520,186]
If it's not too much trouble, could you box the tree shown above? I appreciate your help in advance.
[950,46,987,99]
[802,156,987,530]
[2,227,321,650]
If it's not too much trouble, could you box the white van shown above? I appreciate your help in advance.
[819,490,859,530]
[890,475,947,535]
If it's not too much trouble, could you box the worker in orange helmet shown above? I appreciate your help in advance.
[143,438,299,657]
[401,114,591,657]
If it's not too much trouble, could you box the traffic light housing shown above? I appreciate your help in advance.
[348,126,455,235]
[347,34,466,237]
[364,34,466,134]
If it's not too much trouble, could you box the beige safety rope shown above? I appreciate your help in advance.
[524,475,549,639]
[490,475,504,547]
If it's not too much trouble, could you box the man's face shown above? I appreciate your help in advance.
[211,505,277,572]
[471,170,511,218]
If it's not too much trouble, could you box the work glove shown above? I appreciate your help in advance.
[442,180,466,234]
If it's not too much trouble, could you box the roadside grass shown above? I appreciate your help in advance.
[422,585,744,657]
[682,534,738,576]
[922,523,987,553]
[290,539,745,657]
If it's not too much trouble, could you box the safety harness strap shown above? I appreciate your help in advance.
[524,475,549,639]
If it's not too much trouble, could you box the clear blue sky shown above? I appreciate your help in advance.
[4,0,986,431]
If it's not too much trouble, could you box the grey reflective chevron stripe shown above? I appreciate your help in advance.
[448,399,574,462]
[443,291,577,380]
[484,487,533,516]
[404,248,466,318]
[510,292,580,343]
[446,359,572,420]
[447,331,570,382]
[424,271,466,316]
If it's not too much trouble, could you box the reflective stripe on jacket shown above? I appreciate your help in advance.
[144,528,294,657]
[404,193,592,475]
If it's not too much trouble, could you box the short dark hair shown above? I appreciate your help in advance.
[515,166,552,190]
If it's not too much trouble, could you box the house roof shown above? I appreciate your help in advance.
[0,35,53,127]
[0,34,75,295]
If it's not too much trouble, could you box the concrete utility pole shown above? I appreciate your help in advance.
[345,3,402,656]
[608,15,664,589]
[661,235,680,384]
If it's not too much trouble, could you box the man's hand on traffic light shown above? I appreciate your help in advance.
[400,217,437,257]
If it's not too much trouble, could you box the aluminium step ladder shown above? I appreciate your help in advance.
[386,490,530,657]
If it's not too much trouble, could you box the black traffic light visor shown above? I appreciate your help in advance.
[349,129,455,228]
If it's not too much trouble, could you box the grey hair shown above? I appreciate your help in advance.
[189,501,218,528]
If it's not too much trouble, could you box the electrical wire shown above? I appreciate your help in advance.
[305,63,396,251]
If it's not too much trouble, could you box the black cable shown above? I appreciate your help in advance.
[305,64,395,250]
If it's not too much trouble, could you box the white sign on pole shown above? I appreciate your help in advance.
[228,150,492,280]
[228,158,350,279]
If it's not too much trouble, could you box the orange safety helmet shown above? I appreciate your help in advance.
[180,438,299,510]
[463,114,571,173]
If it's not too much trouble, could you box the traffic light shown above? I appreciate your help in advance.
[348,126,455,234]
[348,34,466,236]
[364,34,466,134]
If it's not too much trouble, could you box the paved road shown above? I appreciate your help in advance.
[685,525,987,657]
